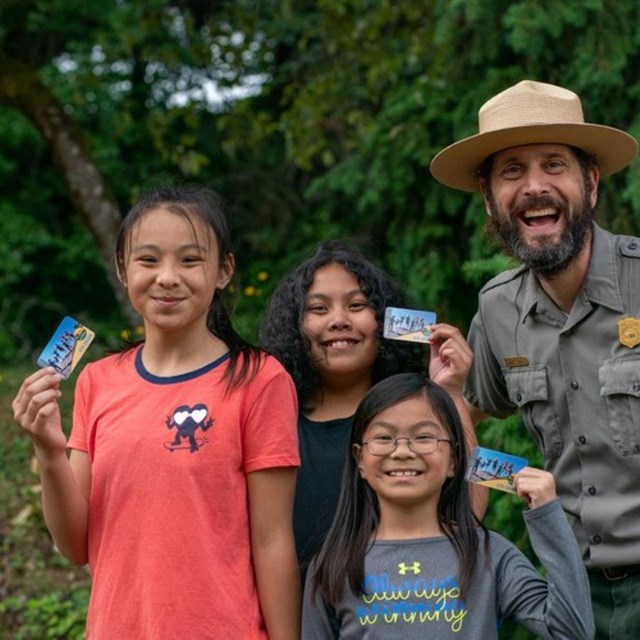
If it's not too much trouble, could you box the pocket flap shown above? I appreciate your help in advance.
[599,356,640,397]
[504,365,549,407]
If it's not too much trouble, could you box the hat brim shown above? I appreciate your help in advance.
[430,123,638,192]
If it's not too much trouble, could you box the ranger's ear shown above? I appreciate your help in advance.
[479,178,493,217]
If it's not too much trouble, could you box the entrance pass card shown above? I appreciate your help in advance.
[383,307,437,344]
[37,316,95,379]
[465,446,528,494]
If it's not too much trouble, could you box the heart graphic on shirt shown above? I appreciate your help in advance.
[191,408,208,424]
[173,407,208,425]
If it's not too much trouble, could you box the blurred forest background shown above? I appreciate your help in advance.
[2,0,640,637]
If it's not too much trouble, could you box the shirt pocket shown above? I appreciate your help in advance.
[599,355,640,456]
[503,365,563,459]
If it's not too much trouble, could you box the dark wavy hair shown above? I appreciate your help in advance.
[310,372,482,606]
[115,184,261,390]
[259,240,427,411]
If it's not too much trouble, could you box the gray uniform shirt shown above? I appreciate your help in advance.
[465,223,640,567]
[302,500,594,639]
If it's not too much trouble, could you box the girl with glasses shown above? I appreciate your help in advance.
[302,372,594,639]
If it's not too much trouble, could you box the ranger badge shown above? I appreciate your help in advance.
[618,317,640,348]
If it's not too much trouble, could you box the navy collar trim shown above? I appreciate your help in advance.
[135,347,231,384]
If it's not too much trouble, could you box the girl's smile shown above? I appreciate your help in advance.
[153,296,185,307]
[386,469,422,478]
[320,338,359,349]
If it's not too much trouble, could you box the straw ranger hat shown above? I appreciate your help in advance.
[430,80,638,192]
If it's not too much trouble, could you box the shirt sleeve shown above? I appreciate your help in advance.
[464,308,516,419]
[494,499,595,639]
[67,364,91,452]
[242,359,300,473]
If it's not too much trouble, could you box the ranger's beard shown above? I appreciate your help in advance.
[486,189,594,278]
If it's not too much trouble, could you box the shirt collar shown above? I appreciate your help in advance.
[520,222,623,321]
[584,223,624,313]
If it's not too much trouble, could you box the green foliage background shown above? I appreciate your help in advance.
[2,1,640,637]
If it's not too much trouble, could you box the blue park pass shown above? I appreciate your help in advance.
[37,316,95,379]
[383,307,437,344]
[465,446,528,494]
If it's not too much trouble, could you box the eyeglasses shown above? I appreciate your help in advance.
[360,434,452,456]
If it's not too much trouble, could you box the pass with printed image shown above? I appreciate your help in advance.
[37,316,95,379]
[465,446,528,494]
[383,307,437,343]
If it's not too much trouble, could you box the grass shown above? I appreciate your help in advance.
[0,365,90,639]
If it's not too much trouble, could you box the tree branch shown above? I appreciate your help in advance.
[0,58,139,327]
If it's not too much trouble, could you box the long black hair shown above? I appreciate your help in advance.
[115,184,261,390]
[310,372,482,605]
[259,240,427,411]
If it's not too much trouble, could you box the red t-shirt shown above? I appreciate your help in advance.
[68,348,299,639]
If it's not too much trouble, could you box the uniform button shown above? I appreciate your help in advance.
[588,486,596,496]
[629,241,638,251]
[579,436,587,445]
[633,382,640,392]
[570,380,579,390]
[592,535,602,544]
[516,392,522,402]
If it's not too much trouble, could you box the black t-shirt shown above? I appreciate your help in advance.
[293,413,353,573]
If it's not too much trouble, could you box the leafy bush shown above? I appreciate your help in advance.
[0,589,89,640]
[1,366,90,639]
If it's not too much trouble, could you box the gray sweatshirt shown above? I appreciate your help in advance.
[302,499,594,639]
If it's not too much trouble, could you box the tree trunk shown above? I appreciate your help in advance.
[0,58,140,327]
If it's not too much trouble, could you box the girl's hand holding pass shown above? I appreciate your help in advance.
[12,367,66,460]
[427,323,473,399]
[512,467,557,509]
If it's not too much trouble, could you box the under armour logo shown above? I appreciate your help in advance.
[398,562,421,575]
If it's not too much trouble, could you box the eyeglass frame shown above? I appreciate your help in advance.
[359,434,453,457]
